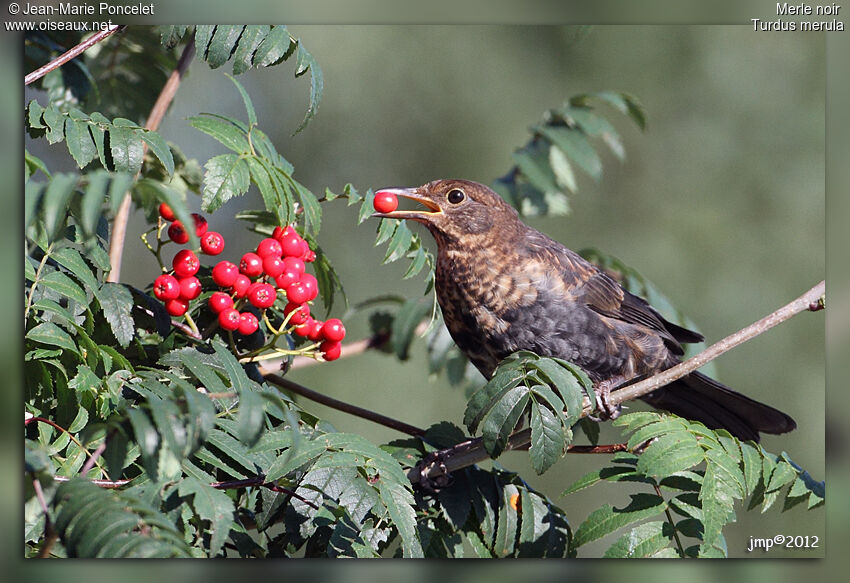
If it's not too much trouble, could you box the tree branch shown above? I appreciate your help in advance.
[107,37,196,282]
[409,280,825,485]
[25,25,125,86]
[264,373,426,437]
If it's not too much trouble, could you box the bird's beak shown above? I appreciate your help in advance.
[371,188,443,221]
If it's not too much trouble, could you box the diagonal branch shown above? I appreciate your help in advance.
[409,280,825,485]
[107,36,196,282]
[25,25,126,86]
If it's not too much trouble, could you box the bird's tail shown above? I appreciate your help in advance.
[638,371,796,442]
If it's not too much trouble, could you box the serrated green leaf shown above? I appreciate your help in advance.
[211,340,254,395]
[206,25,244,69]
[481,385,530,458]
[26,322,79,355]
[626,417,688,450]
[43,106,65,144]
[513,141,560,194]
[39,268,88,306]
[237,386,264,448]
[384,221,413,263]
[699,462,737,552]
[139,131,174,176]
[573,493,666,548]
[636,431,704,478]
[548,144,578,193]
[178,477,235,556]
[97,283,135,347]
[603,521,674,558]
[232,25,270,75]
[292,42,323,134]
[529,397,567,474]
[25,150,50,181]
[202,153,250,213]
[78,170,109,237]
[52,247,98,294]
[590,91,646,130]
[253,25,293,67]
[464,368,524,434]
[41,173,78,242]
[390,298,430,361]
[562,465,642,496]
[492,485,519,557]
[64,117,97,168]
[108,120,145,174]
[265,439,327,482]
[740,442,763,496]
[189,115,251,154]
[294,179,321,234]
[377,480,422,558]
[126,409,159,480]
[194,25,215,57]
[705,447,747,499]
[28,99,46,129]
[539,125,602,181]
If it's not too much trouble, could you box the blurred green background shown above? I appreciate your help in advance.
[25,25,825,558]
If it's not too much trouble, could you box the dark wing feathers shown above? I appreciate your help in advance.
[566,258,701,354]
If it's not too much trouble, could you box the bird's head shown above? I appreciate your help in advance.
[372,179,520,245]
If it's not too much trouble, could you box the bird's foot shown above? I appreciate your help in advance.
[589,378,623,422]
[410,450,453,494]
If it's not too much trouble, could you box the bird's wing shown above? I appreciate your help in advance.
[534,236,702,353]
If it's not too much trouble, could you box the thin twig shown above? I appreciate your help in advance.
[26,417,109,477]
[209,477,319,509]
[107,37,196,283]
[25,25,125,86]
[264,373,426,437]
[409,280,826,485]
[32,477,56,558]
[52,476,132,489]
[654,483,686,557]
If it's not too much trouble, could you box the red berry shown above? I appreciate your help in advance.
[282,256,305,275]
[153,274,180,301]
[208,291,233,313]
[165,298,189,317]
[168,221,189,244]
[373,191,399,214]
[248,282,277,309]
[307,318,324,341]
[263,255,285,278]
[231,274,251,297]
[240,252,264,278]
[321,318,346,342]
[172,249,200,278]
[218,308,241,331]
[297,239,310,259]
[201,231,225,255]
[284,302,310,325]
[191,213,208,237]
[256,238,283,259]
[238,312,259,335]
[280,233,304,257]
[300,273,319,302]
[275,269,300,290]
[320,340,342,361]
[293,317,313,337]
[304,249,316,263]
[212,261,239,287]
[286,282,310,304]
[272,226,286,242]
[178,276,202,300]
[159,203,176,221]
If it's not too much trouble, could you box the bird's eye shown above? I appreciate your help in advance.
[447,189,465,204]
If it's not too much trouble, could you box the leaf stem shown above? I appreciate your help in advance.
[24,244,53,323]
[653,483,686,557]
[25,417,110,478]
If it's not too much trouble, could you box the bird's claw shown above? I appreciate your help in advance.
[590,379,622,422]
[411,450,453,494]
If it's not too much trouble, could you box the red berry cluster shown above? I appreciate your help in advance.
[152,204,345,361]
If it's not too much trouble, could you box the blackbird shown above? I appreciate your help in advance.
[373,179,796,442]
